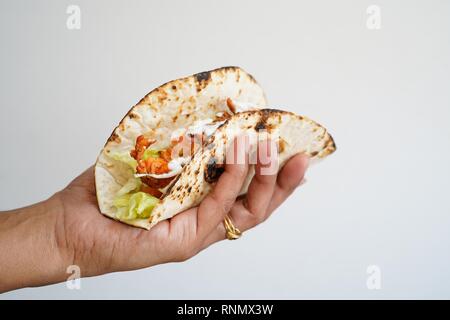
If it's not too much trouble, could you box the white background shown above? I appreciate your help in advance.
[1,0,449,299]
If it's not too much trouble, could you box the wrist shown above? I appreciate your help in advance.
[0,196,72,292]
[44,194,77,276]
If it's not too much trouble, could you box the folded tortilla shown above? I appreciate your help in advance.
[95,66,336,229]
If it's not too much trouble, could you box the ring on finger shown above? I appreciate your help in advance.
[223,215,242,240]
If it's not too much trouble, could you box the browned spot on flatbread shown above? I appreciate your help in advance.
[204,157,225,183]
[165,175,182,195]
[246,72,256,83]
[278,138,286,153]
[195,71,211,82]
[206,135,216,145]
[255,121,266,131]
[261,108,287,114]
[256,109,292,132]
[324,135,337,152]
[157,90,168,103]
[129,113,139,119]
[194,71,211,92]
[108,132,121,143]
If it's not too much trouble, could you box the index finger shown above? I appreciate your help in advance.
[196,138,249,238]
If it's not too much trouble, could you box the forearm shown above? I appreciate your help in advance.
[0,197,70,293]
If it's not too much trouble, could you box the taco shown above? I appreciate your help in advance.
[94,67,335,229]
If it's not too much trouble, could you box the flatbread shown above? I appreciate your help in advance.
[95,67,267,228]
[95,67,336,230]
[148,109,335,229]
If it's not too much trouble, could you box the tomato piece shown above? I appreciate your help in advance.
[131,135,154,161]
[136,161,147,174]
[226,97,236,113]
[160,148,172,162]
[147,158,169,174]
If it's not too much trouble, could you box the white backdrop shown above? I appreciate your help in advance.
[1,0,450,299]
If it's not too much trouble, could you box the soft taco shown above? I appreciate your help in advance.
[95,67,335,229]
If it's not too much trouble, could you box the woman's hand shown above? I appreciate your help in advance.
[0,146,308,293]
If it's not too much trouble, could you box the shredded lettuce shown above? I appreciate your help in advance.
[109,152,138,171]
[142,148,160,161]
[113,192,159,220]
[117,177,141,196]
[110,148,161,220]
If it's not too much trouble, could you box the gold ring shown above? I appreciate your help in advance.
[223,215,242,240]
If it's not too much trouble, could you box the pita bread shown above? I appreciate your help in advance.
[148,109,335,229]
[95,66,267,228]
[95,67,336,230]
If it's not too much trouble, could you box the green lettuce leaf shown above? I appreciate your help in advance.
[109,152,138,171]
[117,177,141,196]
[113,192,159,220]
[142,148,160,161]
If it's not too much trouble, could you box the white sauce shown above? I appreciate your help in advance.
[135,157,190,179]
[168,156,190,172]
[136,108,233,181]
[185,118,213,136]
[170,118,224,142]
[232,100,258,113]
[170,128,186,141]
[204,121,224,136]
[218,98,258,114]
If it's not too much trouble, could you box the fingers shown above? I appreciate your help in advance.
[241,139,278,222]
[267,153,308,213]
[201,153,308,248]
[196,139,249,238]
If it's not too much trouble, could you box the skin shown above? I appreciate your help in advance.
[0,144,308,293]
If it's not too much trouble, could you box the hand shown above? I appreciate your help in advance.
[57,144,309,276]
[0,145,308,292]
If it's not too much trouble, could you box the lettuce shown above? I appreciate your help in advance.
[113,192,159,220]
[109,152,138,171]
[142,148,160,161]
[117,177,141,196]
[110,149,161,220]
